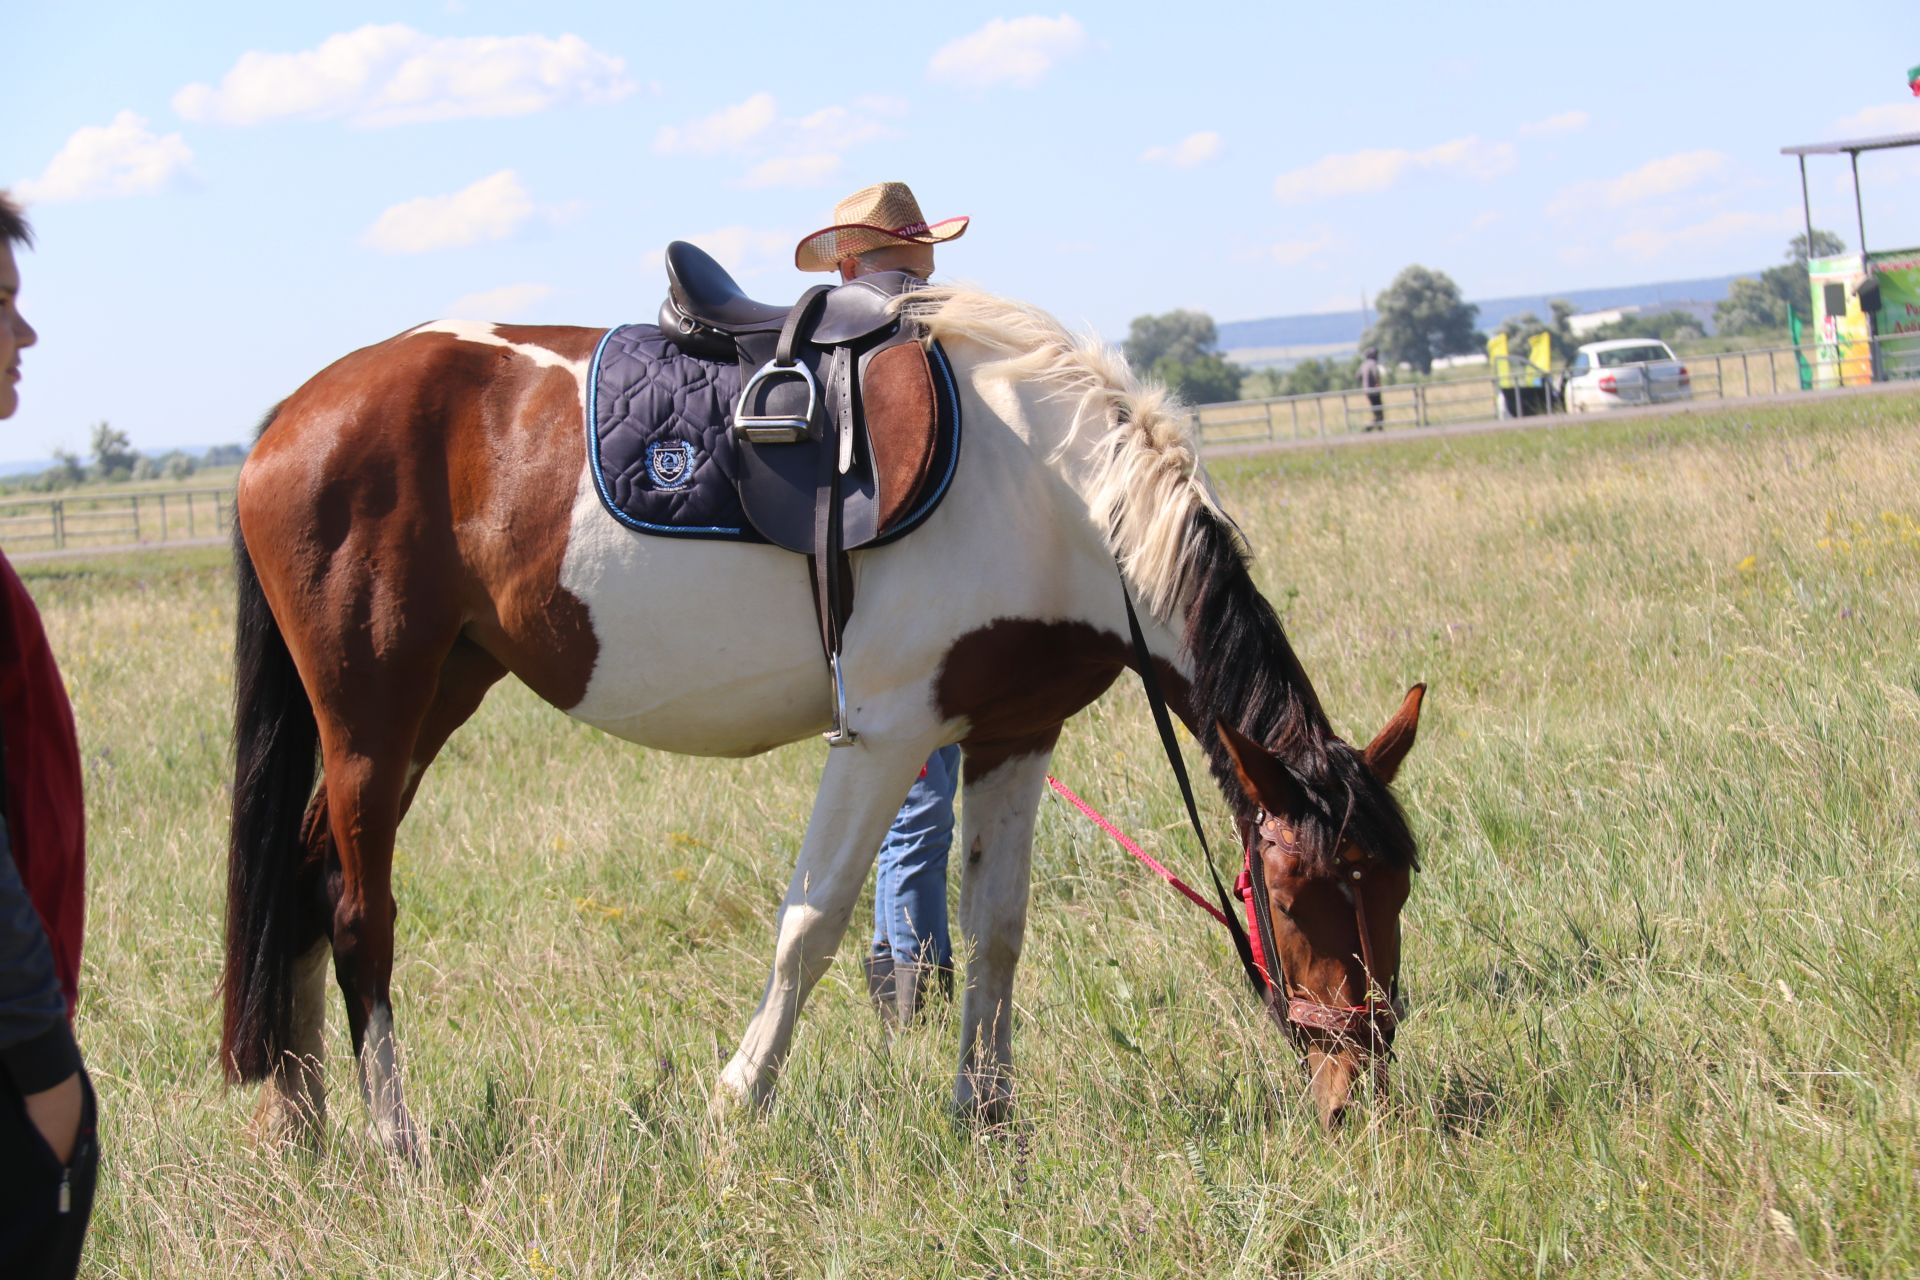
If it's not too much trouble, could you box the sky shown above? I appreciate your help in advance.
[5,1,1919,463]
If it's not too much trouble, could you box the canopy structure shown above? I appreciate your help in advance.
[1780,131,1920,257]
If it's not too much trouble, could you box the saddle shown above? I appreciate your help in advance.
[656,241,955,746]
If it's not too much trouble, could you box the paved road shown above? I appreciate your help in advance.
[1202,378,1920,459]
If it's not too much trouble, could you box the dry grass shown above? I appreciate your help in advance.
[23,392,1920,1277]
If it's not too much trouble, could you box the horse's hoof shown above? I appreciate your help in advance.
[373,1108,426,1166]
[953,1076,1014,1126]
[250,1076,328,1152]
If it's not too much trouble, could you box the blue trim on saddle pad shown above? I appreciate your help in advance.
[584,323,962,544]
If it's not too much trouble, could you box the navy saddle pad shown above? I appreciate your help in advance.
[585,323,959,544]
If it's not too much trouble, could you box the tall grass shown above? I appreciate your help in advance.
[25,393,1920,1277]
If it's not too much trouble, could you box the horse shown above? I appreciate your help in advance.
[221,286,1425,1155]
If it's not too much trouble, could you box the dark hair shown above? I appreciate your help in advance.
[0,192,33,248]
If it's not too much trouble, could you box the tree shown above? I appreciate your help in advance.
[89,421,139,481]
[1153,351,1243,405]
[1715,229,1847,335]
[1364,265,1480,375]
[1283,357,1339,396]
[1123,308,1245,405]
[1585,310,1704,343]
[1123,310,1219,370]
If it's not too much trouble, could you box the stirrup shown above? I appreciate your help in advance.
[824,650,857,747]
[734,360,819,443]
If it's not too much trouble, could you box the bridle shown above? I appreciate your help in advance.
[1236,809,1400,1048]
[1121,585,1399,1050]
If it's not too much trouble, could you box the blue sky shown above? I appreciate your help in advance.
[5,1,1918,462]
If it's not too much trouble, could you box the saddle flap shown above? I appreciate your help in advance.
[860,342,940,534]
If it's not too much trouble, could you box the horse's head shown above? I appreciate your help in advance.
[1216,684,1424,1129]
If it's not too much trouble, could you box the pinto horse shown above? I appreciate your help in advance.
[221,287,1424,1154]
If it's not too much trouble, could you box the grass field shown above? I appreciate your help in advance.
[22,391,1920,1277]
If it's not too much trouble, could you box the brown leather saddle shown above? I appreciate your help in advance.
[658,241,957,745]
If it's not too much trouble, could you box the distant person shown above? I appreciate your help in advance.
[0,191,98,1279]
[795,182,968,1024]
[1358,346,1385,430]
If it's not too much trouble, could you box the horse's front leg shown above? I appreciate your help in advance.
[952,743,1053,1122]
[715,733,938,1112]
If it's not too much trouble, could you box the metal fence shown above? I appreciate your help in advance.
[0,485,234,553]
[1191,332,1920,447]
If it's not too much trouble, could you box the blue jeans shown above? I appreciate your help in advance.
[871,744,960,968]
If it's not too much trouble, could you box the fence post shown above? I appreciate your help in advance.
[52,499,63,550]
[132,494,141,543]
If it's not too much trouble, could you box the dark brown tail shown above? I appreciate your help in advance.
[219,481,321,1083]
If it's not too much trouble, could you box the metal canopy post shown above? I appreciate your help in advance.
[1799,155,1814,256]
[1849,149,1867,256]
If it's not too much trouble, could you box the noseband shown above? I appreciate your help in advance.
[1236,809,1399,1047]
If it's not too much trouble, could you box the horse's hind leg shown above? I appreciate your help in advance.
[952,742,1054,1122]
[308,633,499,1160]
[253,800,336,1144]
[267,640,503,1151]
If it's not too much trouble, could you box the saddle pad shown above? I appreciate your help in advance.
[586,324,758,540]
[586,323,961,545]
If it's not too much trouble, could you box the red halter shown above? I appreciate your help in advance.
[1236,812,1399,1045]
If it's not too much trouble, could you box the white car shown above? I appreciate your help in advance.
[1563,339,1692,412]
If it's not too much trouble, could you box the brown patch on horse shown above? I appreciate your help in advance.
[245,325,600,709]
[863,342,938,532]
[936,620,1129,777]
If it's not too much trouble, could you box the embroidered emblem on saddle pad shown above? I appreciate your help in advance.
[586,323,961,544]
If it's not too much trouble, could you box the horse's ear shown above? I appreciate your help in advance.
[1363,683,1425,785]
[1215,719,1310,819]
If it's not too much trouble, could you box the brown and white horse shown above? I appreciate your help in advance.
[222,288,1424,1155]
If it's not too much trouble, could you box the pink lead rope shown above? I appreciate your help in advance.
[1045,775,1231,928]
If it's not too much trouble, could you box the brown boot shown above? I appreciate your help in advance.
[892,961,954,1026]
[864,951,900,1029]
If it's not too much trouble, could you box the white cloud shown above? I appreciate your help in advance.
[927,15,1087,89]
[1141,131,1222,168]
[655,93,902,188]
[653,92,778,155]
[445,282,554,318]
[1547,150,1728,216]
[1272,135,1514,204]
[1519,110,1590,137]
[363,170,535,253]
[1612,208,1794,260]
[644,226,796,278]
[739,154,841,189]
[15,111,193,203]
[173,24,634,128]
[1269,230,1335,267]
[1471,210,1504,231]
[1830,100,1920,135]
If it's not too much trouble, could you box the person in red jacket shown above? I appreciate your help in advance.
[0,191,96,1280]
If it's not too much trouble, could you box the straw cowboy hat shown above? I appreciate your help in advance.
[793,181,969,273]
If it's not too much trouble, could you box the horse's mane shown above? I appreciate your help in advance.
[902,286,1417,873]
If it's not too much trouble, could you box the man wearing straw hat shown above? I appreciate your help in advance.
[795,182,969,1026]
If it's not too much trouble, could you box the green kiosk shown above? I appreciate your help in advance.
[1780,129,1920,386]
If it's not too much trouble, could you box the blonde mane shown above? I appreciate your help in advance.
[898,285,1233,618]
